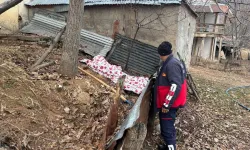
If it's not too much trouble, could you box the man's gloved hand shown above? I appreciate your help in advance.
[161,102,169,113]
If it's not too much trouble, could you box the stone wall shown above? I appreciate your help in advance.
[25,4,196,65]
[83,5,179,48]
[175,4,197,67]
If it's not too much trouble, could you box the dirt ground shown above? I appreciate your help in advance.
[0,38,135,149]
[0,38,250,150]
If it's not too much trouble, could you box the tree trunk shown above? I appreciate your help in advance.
[0,0,22,14]
[59,0,84,77]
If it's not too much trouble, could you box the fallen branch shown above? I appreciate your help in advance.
[78,67,128,102]
[31,26,66,70]
[31,61,56,72]
[0,0,23,14]
[0,34,50,42]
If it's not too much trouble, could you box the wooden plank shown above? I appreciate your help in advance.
[212,37,217,61]
[200,38,205,57]
[213,13,218,32]
[218,37,223,61]
[210,37,215,60]
[197,23,225,26]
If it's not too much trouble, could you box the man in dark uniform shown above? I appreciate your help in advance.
[154,41,187,150]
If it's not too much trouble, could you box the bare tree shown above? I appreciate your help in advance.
[223,0,250,69]
[124,5,187,71]
[59,0,84,77]
[124,7,165,70]
[0,0,22,14]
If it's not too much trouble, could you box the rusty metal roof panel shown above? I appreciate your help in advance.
[190,5,212,13]
[107,34,160,75]
[26,0,181,6]
[210,4,229,13]
[190,1,229,13]
[85,0,181,5]
[20,13,114,57]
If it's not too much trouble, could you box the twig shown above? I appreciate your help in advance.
[5,122,26,135]
[31,61,56,72]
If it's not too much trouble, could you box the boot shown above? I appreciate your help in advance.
[158,144,167,150]
[158,144,176,150]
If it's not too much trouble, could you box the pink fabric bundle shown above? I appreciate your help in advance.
[81,55,149,94]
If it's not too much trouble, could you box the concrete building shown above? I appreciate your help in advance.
[23,0,197,66]
[0,0,197,66]
[190,0,230,61]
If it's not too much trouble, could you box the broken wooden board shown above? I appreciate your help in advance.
[106,80,154,150]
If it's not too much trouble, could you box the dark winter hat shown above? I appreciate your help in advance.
[157,41,172,56]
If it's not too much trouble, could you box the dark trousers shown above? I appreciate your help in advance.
[159,108,178,150]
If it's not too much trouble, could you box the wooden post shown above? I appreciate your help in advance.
[218,37,223,61]
[212,37,217,61]
[210,37,215,60]
[200,38,205,57]
[210,13,218,60]
[214,13,218,32]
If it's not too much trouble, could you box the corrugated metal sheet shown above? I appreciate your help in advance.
[106,79,153,148]
[85,0,181,5]
[54,5,69,12]
[190,1,229,13]
[26,0,181,6]
[26,0,69,6]
[20,13,114,57]
[108,34,160,75]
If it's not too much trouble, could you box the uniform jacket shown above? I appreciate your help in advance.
[154,54,187,109]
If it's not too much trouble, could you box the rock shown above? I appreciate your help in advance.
[77,92,91,105]
[60,135,72,143]
[63,81,70,86]
[101,99,109,105]
[214,138,219,143]
[56,84,63,92]
[64,107,70,114]
[45,73,58,80]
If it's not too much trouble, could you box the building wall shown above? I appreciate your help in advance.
[0,0,19,32]
[18,0,31,28]
[175,4,197,67]
[201,37,213,59]
[26,6,55,20]
[83,5,179,48]
[25,4,196,65]
[199,13,215,59]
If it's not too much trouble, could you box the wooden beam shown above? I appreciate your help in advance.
[214,13,219,32]
[200,38,205,57]
[195,32,223,38]
[218,37,223,61]
[212,38,217,61]
[197,23,225,26]
[210,37,215,60]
